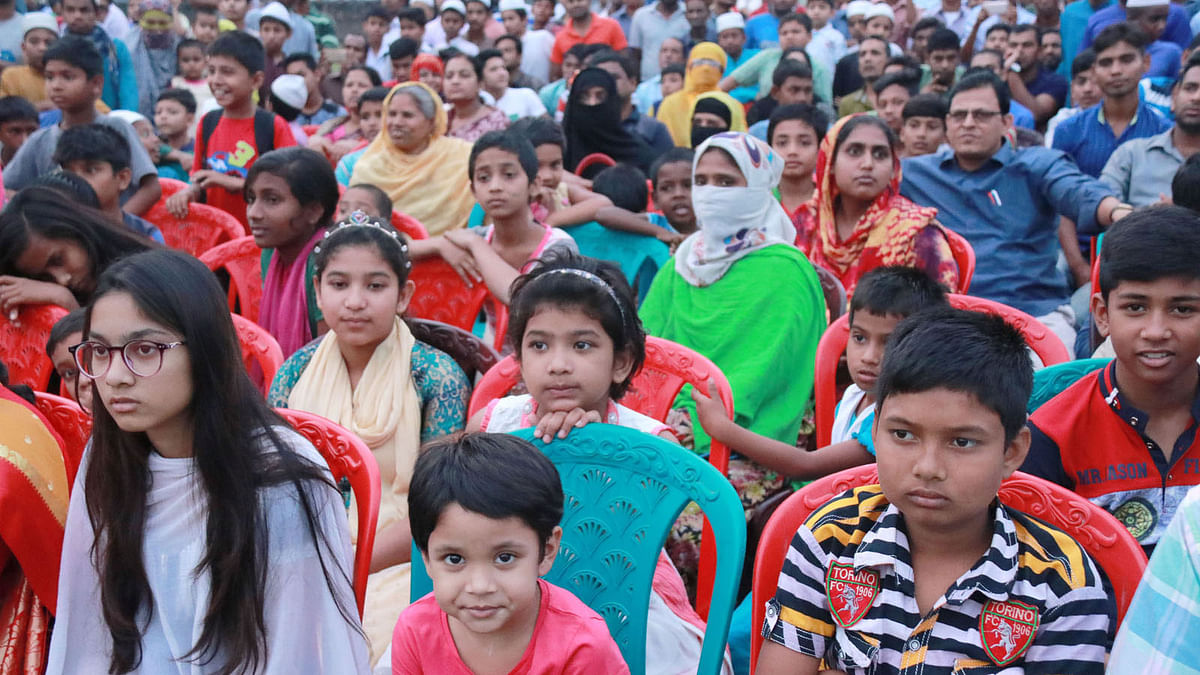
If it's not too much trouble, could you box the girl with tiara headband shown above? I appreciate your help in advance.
[466,252,734,675]
[268,211,470,666]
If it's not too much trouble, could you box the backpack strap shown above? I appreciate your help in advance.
[253,108,276,156]
[199,108,222,155]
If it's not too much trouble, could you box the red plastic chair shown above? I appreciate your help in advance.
[274,408,380,618]
[574,152,616,177]
[391,211,429,240]
[942,227,976,294]
[748,466,1148,672]
[814,294,1071,447]
[157,177,189,199]
[231,314,284,393]
[0,304,68,391]
[199,236,263,323]
[467,335,736,619]
[406,258,509,351]
[145,201,247,258]
[34,391,89,487]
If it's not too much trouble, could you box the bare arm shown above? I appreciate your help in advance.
[443,229,520,303]
[542,183,613,227]
[718,75,739,92]
[1004,70,1058,124]
[594,206,686,243]
[368,520,413,573]
[123,173,163,216]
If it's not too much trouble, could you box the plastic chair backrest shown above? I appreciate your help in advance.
[407,317,500,382]
[199,236,263,322]
[274,408,380,617]
[391,211,430,240]
[157,177,189,198]
[1027,358,1111,413]
[409,425,745,675]
[34,391,89,487]
[406,258,509,351]
[749,466,1148,672]
[812,264,847,321]
[814,294,1072,447]
[0,304,68,391]
[942,227,976,293]
[574,152,616,177]
[145,201,247,257]
[231,314,284,393]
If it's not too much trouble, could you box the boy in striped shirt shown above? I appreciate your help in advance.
[757,308,1115,674]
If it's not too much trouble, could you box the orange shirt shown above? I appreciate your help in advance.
[550,13,628,63]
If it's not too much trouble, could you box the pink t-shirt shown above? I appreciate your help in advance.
[392,579,629,675]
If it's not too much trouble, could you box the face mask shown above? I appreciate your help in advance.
[144,31,171,49]
[691,124,724,148]
[688,63,722,90]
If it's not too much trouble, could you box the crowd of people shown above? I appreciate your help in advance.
[0,0,1199,671]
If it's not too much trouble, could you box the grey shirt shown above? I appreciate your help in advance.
[4,114,158,204]
[1099,128,1185,207]
[629,3,690,81]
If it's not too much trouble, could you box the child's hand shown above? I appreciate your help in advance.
[165,187,194,218]
[531,407,602,443]
[656,229,687,246]
[435,235,482,285]
[0,276,77,315]
[690,378,731,439]
[192,170,240,193]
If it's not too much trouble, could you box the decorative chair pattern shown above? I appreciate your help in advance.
[814,294,1072,447]
[942,227,976,293]
[231,314,284,393]
[405,258,509,351]
[466,335,736,618]
[34,391,89,486]
[812,265,847,321]
[748,465,1148,672]
[144,201,247,257]
[410,425,745,675]
[199,236,263,322]
[406,317,500,382]
[274,408,380,618]
[1027,358,1111,413]
[0,304,68,391]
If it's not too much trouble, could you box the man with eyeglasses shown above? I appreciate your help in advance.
[900,71,1130,351]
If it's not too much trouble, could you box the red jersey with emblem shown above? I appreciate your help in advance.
[191,113,296,227]
[1024,361,1200,551]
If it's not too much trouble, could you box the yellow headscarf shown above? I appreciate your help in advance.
[656,42,745,146]
[349,82,475,236]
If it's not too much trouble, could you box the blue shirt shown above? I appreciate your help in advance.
[1082,3,1193,52]
[1052,100,1172,177]
[724,47,760,103]
[1011,100,1036,129]
[900,144,1113,316]
[1147,41,1183,79]
[1026,66,1069,109]
[744,13,779,50]
[621,107,675,153]
[1058,0,1114,82]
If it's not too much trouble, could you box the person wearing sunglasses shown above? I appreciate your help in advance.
[47,249,370,674]
[899,70,1131,356]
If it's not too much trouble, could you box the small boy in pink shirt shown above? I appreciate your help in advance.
[394,433,629,674]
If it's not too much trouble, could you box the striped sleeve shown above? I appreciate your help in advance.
[764,525,836,657]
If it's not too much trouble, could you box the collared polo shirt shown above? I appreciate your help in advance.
[1025,361,1200,552]
[1052,100,1171,177]
[900,143,1113,316]
[1100,128,1186,206]
[550,13,628,63]
[764,485,1113,673]
[629,2,690,80]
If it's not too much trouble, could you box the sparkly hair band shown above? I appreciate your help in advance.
[534,268,628,325]
[315,210,411,269]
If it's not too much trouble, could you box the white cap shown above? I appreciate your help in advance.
[715,12,746,33]
[498,0,528,11]
[845,0,872,17]
[271,74,307,110]
[108,109,149,127]
[259,1,293,31]
[864,3,895,22]
[440,0,467,16]
[1125,0,1168,7]
[22,12,57,37]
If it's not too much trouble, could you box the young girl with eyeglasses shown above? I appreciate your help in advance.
[46,249,369,674]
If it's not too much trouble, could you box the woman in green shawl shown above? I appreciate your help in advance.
[640,132,826,593]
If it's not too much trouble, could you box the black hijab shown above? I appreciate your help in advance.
[563,68,658,177]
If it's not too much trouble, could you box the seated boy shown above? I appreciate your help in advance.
[758,308,1114,673]
[53,124,165,244]
[3,36,162,214]
[899,93,947,158]
[1023,205,1200,555]
[768,103,825,217]
[647,147,695,236]
[747,60,814,133]
[44,308,91,412]
[0,13,61,112]
[0,95,37,167]
[152,88,197,181]
[336,182,392,221]
[394,432,629,673]
[334,85,388,186]
[166,30,296,228]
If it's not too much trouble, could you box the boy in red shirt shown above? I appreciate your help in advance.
[394,433,629,674]
[549,0,627,80]
[165,31,295,227]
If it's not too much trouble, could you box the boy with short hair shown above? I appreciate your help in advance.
[767,103,825,217]
[218,0,252,33]
[336,182,392,221]
[0,13,59,110]
[758,307,1114,673]
[900,92,948,158]
[153,88,196,181]
[922,27,961,94]
[53,123,166,244]
[393,432,628,673]
[334,85,388,185]
[171,38,216,114]
[388,37,420,85]
[1024,206,1200,555]
[363,7,393,80]
[3,36,162,214]
[648,147,695,235]
[0,95,37,167]
[872,69,919,136]
[257,1,292,100]
[193,5,221,45]
[165,31,296,226]
[45,309,91,411]
[805,0,846,75]
[747,59,814,133]
[283,52,346,125]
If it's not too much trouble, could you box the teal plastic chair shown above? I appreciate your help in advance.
[560,221,671,304]
[410,424,746,675]
[1027,358,1111,413]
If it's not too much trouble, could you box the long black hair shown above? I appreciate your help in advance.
[82,249,358,674]
[0,186,153,301]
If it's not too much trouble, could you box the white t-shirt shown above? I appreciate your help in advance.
[494,86,546,120]
[520,28,555,85]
